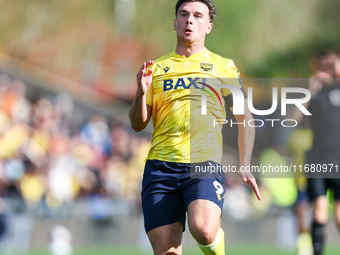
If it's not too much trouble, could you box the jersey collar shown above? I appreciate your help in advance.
[172,47,207,60]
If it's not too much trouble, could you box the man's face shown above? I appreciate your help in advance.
[319,54,336,77]
[174,1,213,46]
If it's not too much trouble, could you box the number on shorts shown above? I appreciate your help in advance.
[213,181,224,195]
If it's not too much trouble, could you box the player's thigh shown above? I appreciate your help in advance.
[187,199,222,244]
[307,179,329,223]
[307,178,327,202]
[142,190,186,232]
[182,176,225,213]
[183,177,225,244]
[142,160,186,233]
[147,222,183,255]
[313,196,329,224]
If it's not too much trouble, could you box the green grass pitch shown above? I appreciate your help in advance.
[24,245,340,255]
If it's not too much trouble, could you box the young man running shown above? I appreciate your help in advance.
[129,1,261,254]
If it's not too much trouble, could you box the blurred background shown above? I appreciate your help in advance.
[0,0,339,254]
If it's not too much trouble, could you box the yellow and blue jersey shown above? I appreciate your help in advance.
[146,47,243,163]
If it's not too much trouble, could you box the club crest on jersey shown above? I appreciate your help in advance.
[200,62,213,72]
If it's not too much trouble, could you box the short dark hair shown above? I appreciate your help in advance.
[318,51,338,62]
[175,0,217,22]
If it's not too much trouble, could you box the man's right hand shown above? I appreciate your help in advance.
[129,61,154,132]
[136,60,154,96]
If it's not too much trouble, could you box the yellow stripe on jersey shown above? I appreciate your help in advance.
[146,48,243,163]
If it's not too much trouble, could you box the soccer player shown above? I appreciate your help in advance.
[129,1,261,254]
[305,52,340,255]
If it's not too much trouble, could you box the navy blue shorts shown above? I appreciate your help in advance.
[141,160,226,233]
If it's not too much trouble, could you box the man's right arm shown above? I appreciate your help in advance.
[129,61,153,132]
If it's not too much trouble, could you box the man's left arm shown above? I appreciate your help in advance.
[230,98,261,201]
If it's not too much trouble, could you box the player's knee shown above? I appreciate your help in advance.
[313,212,328,225]
[154,249,180,255]
[191,225,217,245]
[313,208,328,224]
[314,202,329,224]
[152,245,181,255]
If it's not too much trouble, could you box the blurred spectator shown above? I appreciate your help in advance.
[19,158,46,208]
[111,121,131,161]
[1,174,33,254]
[9,79,31,124]
[80,114,112,157]
[46,132,77,214]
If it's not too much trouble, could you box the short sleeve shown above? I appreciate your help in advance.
[222,60,243,97]
[144,64,154,107]
[146,84,153,107]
